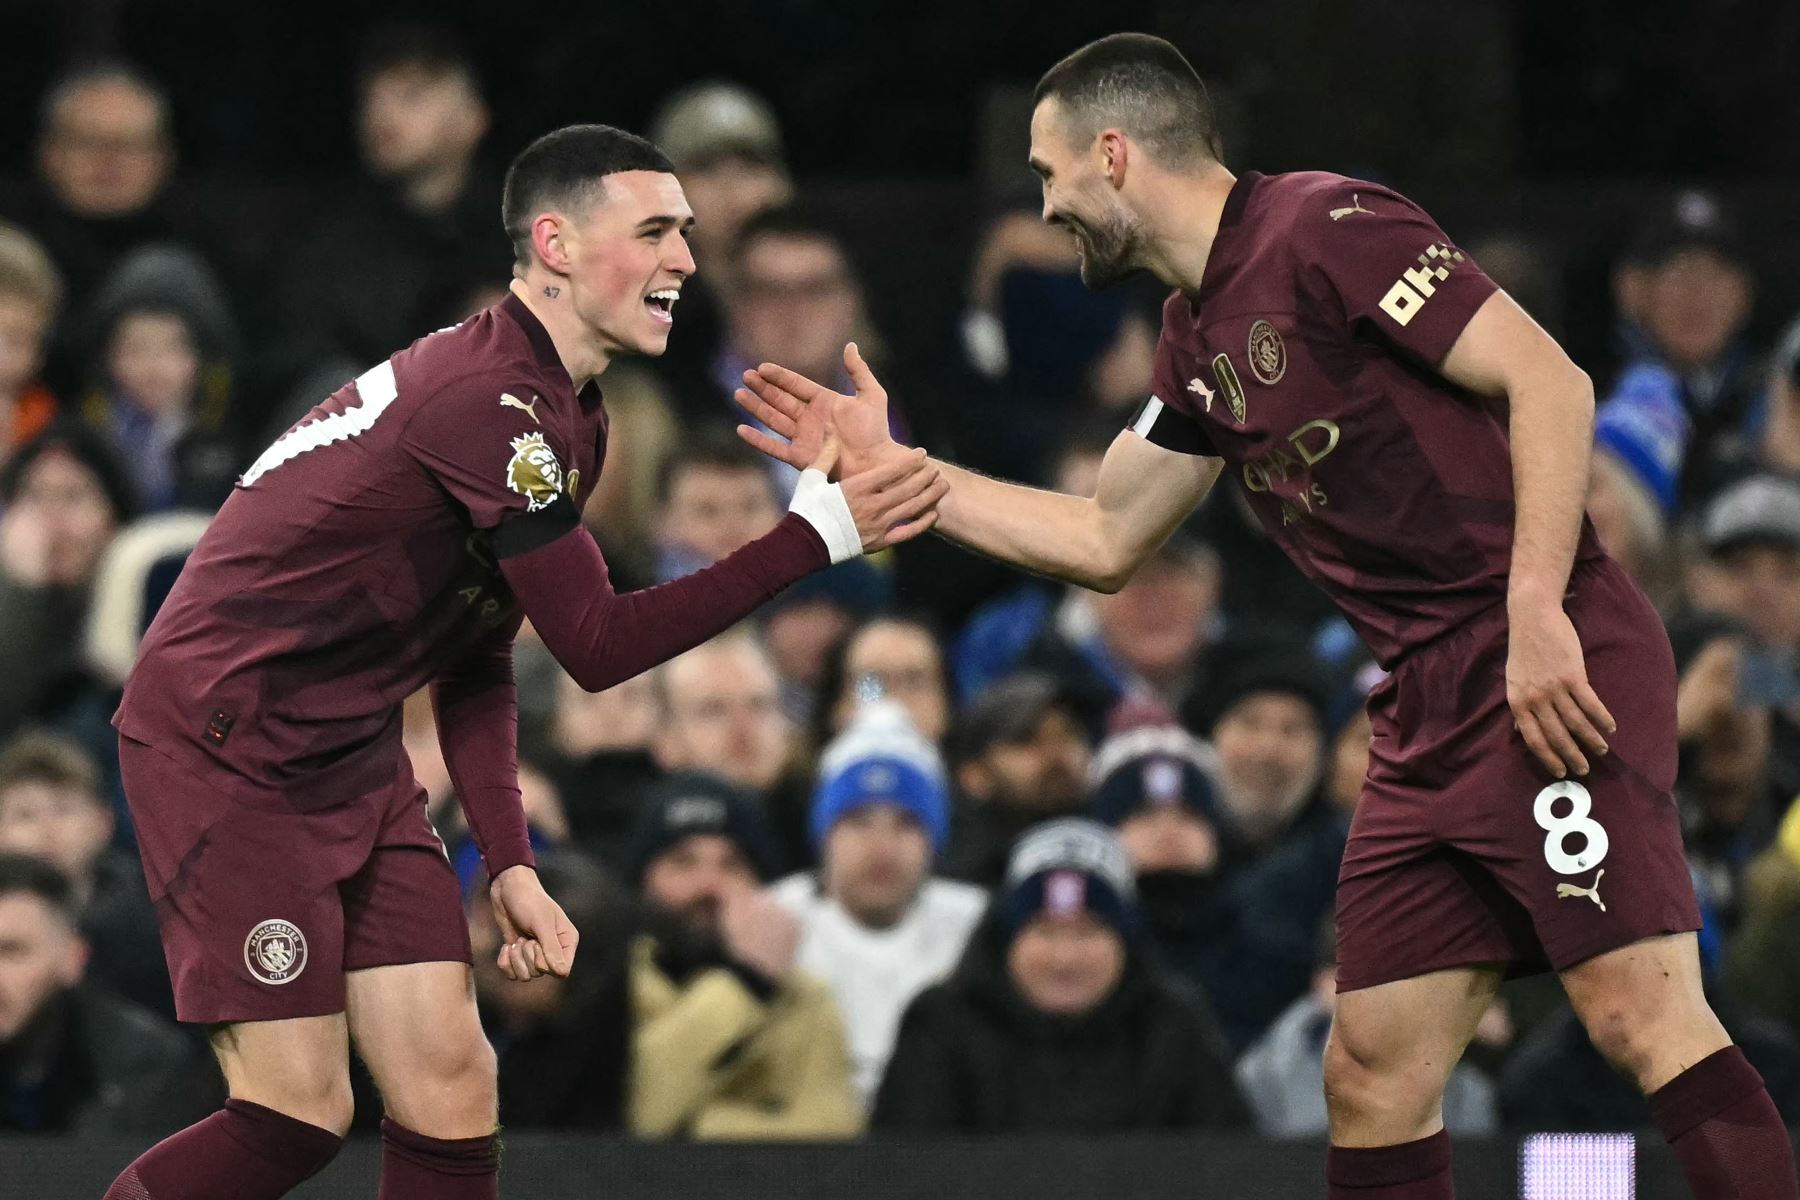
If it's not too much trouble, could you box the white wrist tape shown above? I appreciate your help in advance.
[788,468,861,564]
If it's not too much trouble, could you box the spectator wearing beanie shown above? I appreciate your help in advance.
[626,772,861,1140]
[769,702,986,1107]
[873,818,1247,1133]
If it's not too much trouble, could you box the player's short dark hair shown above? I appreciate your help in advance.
[502,124,675,270]
[1033,33,1223,165]
[356,22,481,94]
[654,429,778,507]
[0,730,104,808]
[0,851,80,927]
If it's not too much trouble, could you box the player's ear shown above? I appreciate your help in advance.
[1098,131,1129,190]
[531,213,572,276]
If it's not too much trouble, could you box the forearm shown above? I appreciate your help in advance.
[1506,366,1596,612]
[932,460,1129,592]
[432,635,531,877]
[501,514,827,693]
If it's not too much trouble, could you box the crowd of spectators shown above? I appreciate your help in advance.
[3,26,1800,1148]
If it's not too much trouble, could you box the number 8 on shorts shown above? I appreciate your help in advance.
[1533,780,1610,876]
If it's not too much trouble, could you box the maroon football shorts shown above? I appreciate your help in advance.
[118,734,473,1024]
[1335,555,1702,992]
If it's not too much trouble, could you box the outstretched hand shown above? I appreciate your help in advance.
[490,865,578,982]
[736,343,902,480]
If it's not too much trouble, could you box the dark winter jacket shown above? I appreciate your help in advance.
[871,911,1249,1133]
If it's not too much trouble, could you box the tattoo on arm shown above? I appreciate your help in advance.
[543,286,560,298]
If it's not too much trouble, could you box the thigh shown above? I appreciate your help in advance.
[120,736,356,1024]
[1336,777,1538,992]
[340,777,472,973]
[1332,965,1505,1071]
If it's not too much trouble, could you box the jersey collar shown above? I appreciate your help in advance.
[1183,170,1263,324]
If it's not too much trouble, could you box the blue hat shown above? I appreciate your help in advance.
[1000,818,1138,941]
[1594,365,1691,517]
[811,702,949,853]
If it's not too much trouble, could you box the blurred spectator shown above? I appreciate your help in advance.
[1682,474,1800,799]
[648,81,794,399]
[1748,315,1800,480]
[873,819,1247,1132]
[628,774,861,1140]
[1668,621,1789,930]
[1588,365,1686,602]
[81,511,210,695]
[1726,797,1800,1037]
[276,24,505,383]
[579,364,680,590]
[0,731,165,1016]
[0,853,210,1133]
[0,425,135,735]
[957,207,1156,479]
[1190,655,1337,857]
[812,615,952,750]
[538,671,663,868]
[957,512,1226,717]
[1610,190,1760,498]
[1236,919,1498,1138]
[653,432,783,584]
[758,563,894,709]
[653,633,809,870]
[1088,726,1237,995]
[705,207,904,498]
[0,225,62,465]
[770,703,985,1106]
[2,63,185,365]
[943,673,1097,887]
[469,849,631,1129]
[77,247,243,512]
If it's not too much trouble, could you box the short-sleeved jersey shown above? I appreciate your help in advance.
[1134,171,1602,667]
[116,293,606,806]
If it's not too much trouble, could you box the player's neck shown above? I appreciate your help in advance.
[1143,165,1237,296]
[509,277,610,390]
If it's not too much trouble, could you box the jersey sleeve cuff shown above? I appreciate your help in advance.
[786,468,861,563]
[483,835,537,880]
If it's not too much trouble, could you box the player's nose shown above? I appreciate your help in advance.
[667,238,696,278]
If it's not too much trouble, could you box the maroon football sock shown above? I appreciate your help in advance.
[1328,1129,1454,1198]
[102,1099,342,1199]
[378,1117,499,1199]
[1650,1045,1800,1199]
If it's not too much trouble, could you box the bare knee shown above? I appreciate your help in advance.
[1323,1027,1441,1138]
[380,1030,497,1137]
[211,1022,355,1137]
[1564,936,1730,1093]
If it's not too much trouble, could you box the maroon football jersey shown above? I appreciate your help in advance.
[1133,171,1602,666]
[118,294,605,818]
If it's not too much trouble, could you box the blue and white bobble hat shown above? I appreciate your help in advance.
[1000,818,1139,941]
[811,701,950,853]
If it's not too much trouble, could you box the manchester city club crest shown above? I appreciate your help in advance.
[1248,319,1286,384]
[244,918,308,985]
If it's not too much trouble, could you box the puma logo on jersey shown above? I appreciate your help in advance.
[1556,868,1607,912]
[1187,376,1214,413]
[500,393,540,424]
[1330,194,1373,220]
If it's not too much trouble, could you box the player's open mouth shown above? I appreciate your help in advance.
[645,288,680,325]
